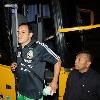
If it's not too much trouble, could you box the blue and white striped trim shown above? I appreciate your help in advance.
[36,41,60,60]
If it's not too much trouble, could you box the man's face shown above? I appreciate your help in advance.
[75,53,91,71]
[17,25,32,45]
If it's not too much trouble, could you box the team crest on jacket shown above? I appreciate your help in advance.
[17,52,21,57]
[27,50,33,59]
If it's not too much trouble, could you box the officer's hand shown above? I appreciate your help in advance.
[11,62,17,72]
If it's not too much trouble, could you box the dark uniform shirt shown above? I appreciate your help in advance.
[64,69,100,100]
[16,39,60,99]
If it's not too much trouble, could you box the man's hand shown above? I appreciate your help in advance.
[49,58,61,95]
[11,62,17,72]
[49,79,58,95]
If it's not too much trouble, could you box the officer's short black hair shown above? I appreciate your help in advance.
[19,22,33,33]
[76,51,93,63]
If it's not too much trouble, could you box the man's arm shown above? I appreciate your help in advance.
[49,58,61,93]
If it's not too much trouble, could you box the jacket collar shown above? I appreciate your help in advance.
[19,36,37,49]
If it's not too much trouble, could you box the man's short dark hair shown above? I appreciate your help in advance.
[19,22,33,33]
[77,51,93,63]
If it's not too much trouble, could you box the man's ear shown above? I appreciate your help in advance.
[87,61,91,68]
[29,32,33,38]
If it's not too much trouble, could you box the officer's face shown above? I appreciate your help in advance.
[17,25,33,47]
[75,53,91,72]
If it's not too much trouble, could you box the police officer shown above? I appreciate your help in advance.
[64,51,100,100]
[11,23,61,100]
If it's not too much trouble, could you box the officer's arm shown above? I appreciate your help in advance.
[97,77,100,99]
[63,74,71,100]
